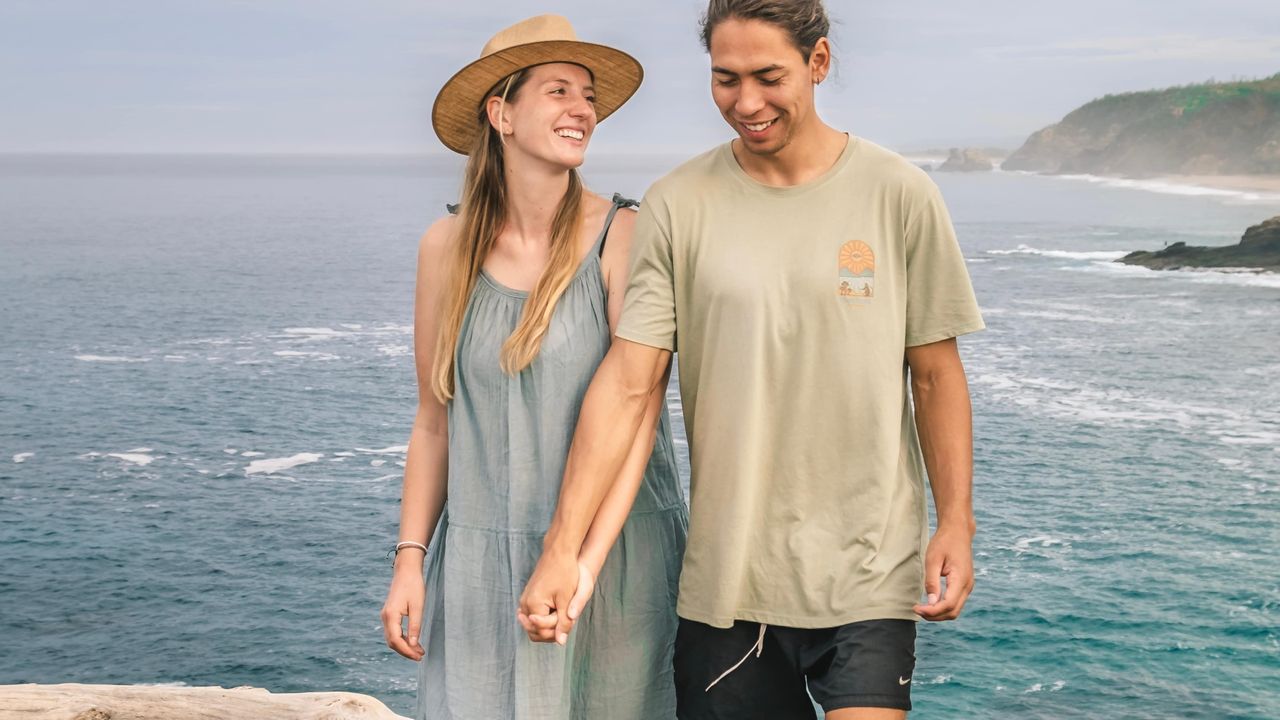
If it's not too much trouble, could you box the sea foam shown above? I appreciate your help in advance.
[987,244,1128,261]
[245,453,323,475]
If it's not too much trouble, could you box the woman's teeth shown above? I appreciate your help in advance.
[555,129,584,140]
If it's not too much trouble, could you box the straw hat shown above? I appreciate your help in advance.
[431,14,643,155]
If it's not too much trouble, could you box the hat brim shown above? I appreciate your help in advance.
[432,40,643,155]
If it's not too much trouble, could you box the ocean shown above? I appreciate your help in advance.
[1,153,1277,719]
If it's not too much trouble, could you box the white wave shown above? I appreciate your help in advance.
[223,448,238,454]
[1048,173,1280,203]
[75,355,151,363]
[273,350,340,360]
[333,451,356,457]
[1022,680,1067,694]
[355,445,408,454]
[377,344,411,357]
[973,363,1278,447]
[1212,430,1280,446]
[13,452,34,463]
[108,453,155,466]
[1013,310,1123,325]
[1013,535,1070,554]
[965,258,992,263]
[126,447,153,453]
[282,327,348,338]
[163,355,188,361]
[987,244,1128,261]
[240,451,264,457]
[1066,261,1280,289]
[340,323,363,330]
[370,459,387,467]
[245,453,323,475]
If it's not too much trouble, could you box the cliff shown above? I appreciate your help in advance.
[1117,215,1280,271]
[1005,74,1280,175]
[937,148,994,172]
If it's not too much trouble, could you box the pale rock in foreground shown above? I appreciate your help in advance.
[0,683,410,720]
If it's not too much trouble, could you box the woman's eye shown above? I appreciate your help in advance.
[760,77,781,86]
[586,95,597,104]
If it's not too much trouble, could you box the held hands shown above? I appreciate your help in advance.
[517,552,595,645]
[913,521,976,621]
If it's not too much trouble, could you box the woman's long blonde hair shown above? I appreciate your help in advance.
[431,69,586,403]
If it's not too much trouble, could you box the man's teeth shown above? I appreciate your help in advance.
[555,129,584,140]
[744,120,774,132]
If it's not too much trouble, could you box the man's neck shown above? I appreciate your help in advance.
[732,121,848,188]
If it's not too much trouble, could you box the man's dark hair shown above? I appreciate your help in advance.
[699,0,831,61]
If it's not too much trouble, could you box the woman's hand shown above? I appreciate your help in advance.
[518,561,596,644]
[381,564,427,661]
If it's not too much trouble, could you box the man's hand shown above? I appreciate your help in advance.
[913,522,975,621]
[517,548,580,645]
[518,562,596,644]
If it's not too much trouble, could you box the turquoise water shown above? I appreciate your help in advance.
[1,155,1277,719]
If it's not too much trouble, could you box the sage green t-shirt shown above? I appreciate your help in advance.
[616,136,984,628]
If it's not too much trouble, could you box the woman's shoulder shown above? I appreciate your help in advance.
[419,214,458,256]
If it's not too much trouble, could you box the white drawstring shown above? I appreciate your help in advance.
[704,623,768,692]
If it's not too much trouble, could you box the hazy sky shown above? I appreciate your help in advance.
[2,0,1277,154]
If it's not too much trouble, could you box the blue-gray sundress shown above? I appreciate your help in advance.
[416,195,688,720]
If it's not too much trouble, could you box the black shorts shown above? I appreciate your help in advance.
[674,617,917,719]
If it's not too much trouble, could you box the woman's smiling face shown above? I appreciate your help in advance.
[496,62,599,170]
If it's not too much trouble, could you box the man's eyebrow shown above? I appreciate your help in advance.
[711,64,786,76]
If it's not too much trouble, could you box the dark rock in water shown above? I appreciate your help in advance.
[1117,215,1280,271]
[937,147,993,172]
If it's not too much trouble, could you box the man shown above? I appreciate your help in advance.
[519,1,984,717]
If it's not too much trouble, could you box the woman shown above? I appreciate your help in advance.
[378,14,688,720]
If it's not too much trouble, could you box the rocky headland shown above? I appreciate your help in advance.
[936,148,994,172]
[1118,215,1280,271]
[1005,74,1280,176]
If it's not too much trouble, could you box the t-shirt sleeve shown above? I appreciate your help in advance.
[615,196,677,352]
[904,179,985,347]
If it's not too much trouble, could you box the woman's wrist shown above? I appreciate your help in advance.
[388,540,428,571]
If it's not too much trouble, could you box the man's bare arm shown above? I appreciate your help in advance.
[905,337,977,621]
[517,337,670,642]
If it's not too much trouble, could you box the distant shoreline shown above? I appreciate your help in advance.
[1156,174,1280,195]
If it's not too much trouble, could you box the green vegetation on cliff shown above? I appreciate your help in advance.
[1005,73,1280,175]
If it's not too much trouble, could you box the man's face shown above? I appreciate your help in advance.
[708,17,817,156]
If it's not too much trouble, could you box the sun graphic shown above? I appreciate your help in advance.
[839,241,875,275]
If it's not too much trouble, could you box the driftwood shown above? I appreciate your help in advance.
[0,683,410,720]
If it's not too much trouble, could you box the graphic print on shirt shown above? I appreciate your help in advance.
[838,240,875,304]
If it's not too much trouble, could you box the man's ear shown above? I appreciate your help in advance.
[810,37,832,84]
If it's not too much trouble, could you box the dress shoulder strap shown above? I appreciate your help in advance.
[596,193,640,257]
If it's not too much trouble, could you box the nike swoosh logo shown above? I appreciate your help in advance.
[899,677,912,685]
